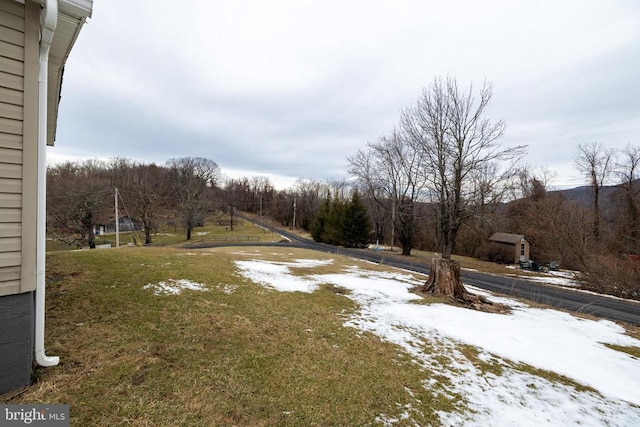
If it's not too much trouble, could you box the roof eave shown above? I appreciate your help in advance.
[42,0,93,145]
[59,0,93,19]
[33,0,93,18]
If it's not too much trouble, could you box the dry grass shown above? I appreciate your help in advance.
[381,247,536,278]
[46,216,279,251]
[4,245,637,425]
[604,344,640,359]
[2,247,454,426]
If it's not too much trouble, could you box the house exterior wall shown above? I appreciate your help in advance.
[0,0,39,297]
[489,241,518,263]
[517,239,530,263]
[0,292,33,393]
[488,233,531,264]
[0,0,40,394]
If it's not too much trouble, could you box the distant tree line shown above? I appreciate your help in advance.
[47,157,220,245]
[506,142,640,298]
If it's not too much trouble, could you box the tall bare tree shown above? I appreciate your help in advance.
[613,143,640,252]
[348,149,390,246]
[575,142,615,242]
[127,163,168,244]
[47,160,111,248]
[403,76,525,302]
[167,157,220,240]
[349,128,426,255]
[294,178,327,230]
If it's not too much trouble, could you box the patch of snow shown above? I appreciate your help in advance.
[218,284,238,294]
[291,258,334,268]
[466,285,529,308]
[523,274,580,287]
[236,258,640,425]
[235,260,321,293]
[143,279,208,295]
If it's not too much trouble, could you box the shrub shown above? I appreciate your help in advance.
[577,254,640,300]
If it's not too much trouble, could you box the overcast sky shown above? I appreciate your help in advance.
[51,0,640,189]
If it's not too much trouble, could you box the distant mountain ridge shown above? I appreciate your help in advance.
[549,179,640,211]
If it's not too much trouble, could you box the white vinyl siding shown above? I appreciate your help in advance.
[0,0,27,296]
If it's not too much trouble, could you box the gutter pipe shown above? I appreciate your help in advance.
[35,0,59,367]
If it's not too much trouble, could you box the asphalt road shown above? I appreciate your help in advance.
[192,214,640,326]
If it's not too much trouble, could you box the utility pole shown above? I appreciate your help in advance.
[292,198,297,230]
[115,188,119,248]
[390,197,395,251]
[260,195,263,218]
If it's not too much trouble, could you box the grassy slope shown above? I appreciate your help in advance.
[6,231,640,425]
[46,216,281,251]
[3,247,455,426]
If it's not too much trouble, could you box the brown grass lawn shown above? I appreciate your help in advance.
[7,237,639,426]
[2,247,456,426]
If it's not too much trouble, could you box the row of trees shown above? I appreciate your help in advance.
[574,141,640,254]
[46,157,347,248]
[349,78,526,258]
[47,157,220,245]
[348,76,526,301]
[504,142,640,298]
[506,143,640,272]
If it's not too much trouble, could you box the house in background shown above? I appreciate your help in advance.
[488,232,531,264]
[0,0,92,393]
[105,215,142,233]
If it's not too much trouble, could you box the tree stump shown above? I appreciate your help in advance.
[422,258,491,305]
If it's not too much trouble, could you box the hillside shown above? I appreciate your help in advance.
[549,179,640,211]
[2,246,639,425]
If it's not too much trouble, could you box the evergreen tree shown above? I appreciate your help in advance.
[311,193,331,242]
[343,190,372,247]
[322,197,346,245]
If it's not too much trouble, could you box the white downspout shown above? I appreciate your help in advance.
[35,0,59,367]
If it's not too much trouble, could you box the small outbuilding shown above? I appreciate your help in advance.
[488,232,530,264]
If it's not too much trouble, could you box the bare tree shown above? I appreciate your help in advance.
[251,176,276,217]
[167,157,220,240]
[459,161,520,254]
[348,149,390,246]
[509,165,557,201]
[294,178,327,230]
[575,141,615,242]
[506,174,594,269]
[127,163,168,244]
[349,128,426,255]
[613,143,640,252]
[403,76,525,303]
[47,160,111,248]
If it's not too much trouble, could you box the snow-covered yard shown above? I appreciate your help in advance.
[236,255,640,426]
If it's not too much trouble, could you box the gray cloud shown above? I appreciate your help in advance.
[51,0,640,189]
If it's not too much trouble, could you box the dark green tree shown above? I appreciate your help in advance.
[311,193,331,242]
[343,191,372,247]
[321,197,346,245]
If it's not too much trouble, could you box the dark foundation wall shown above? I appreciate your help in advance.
[0,292,33,394]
